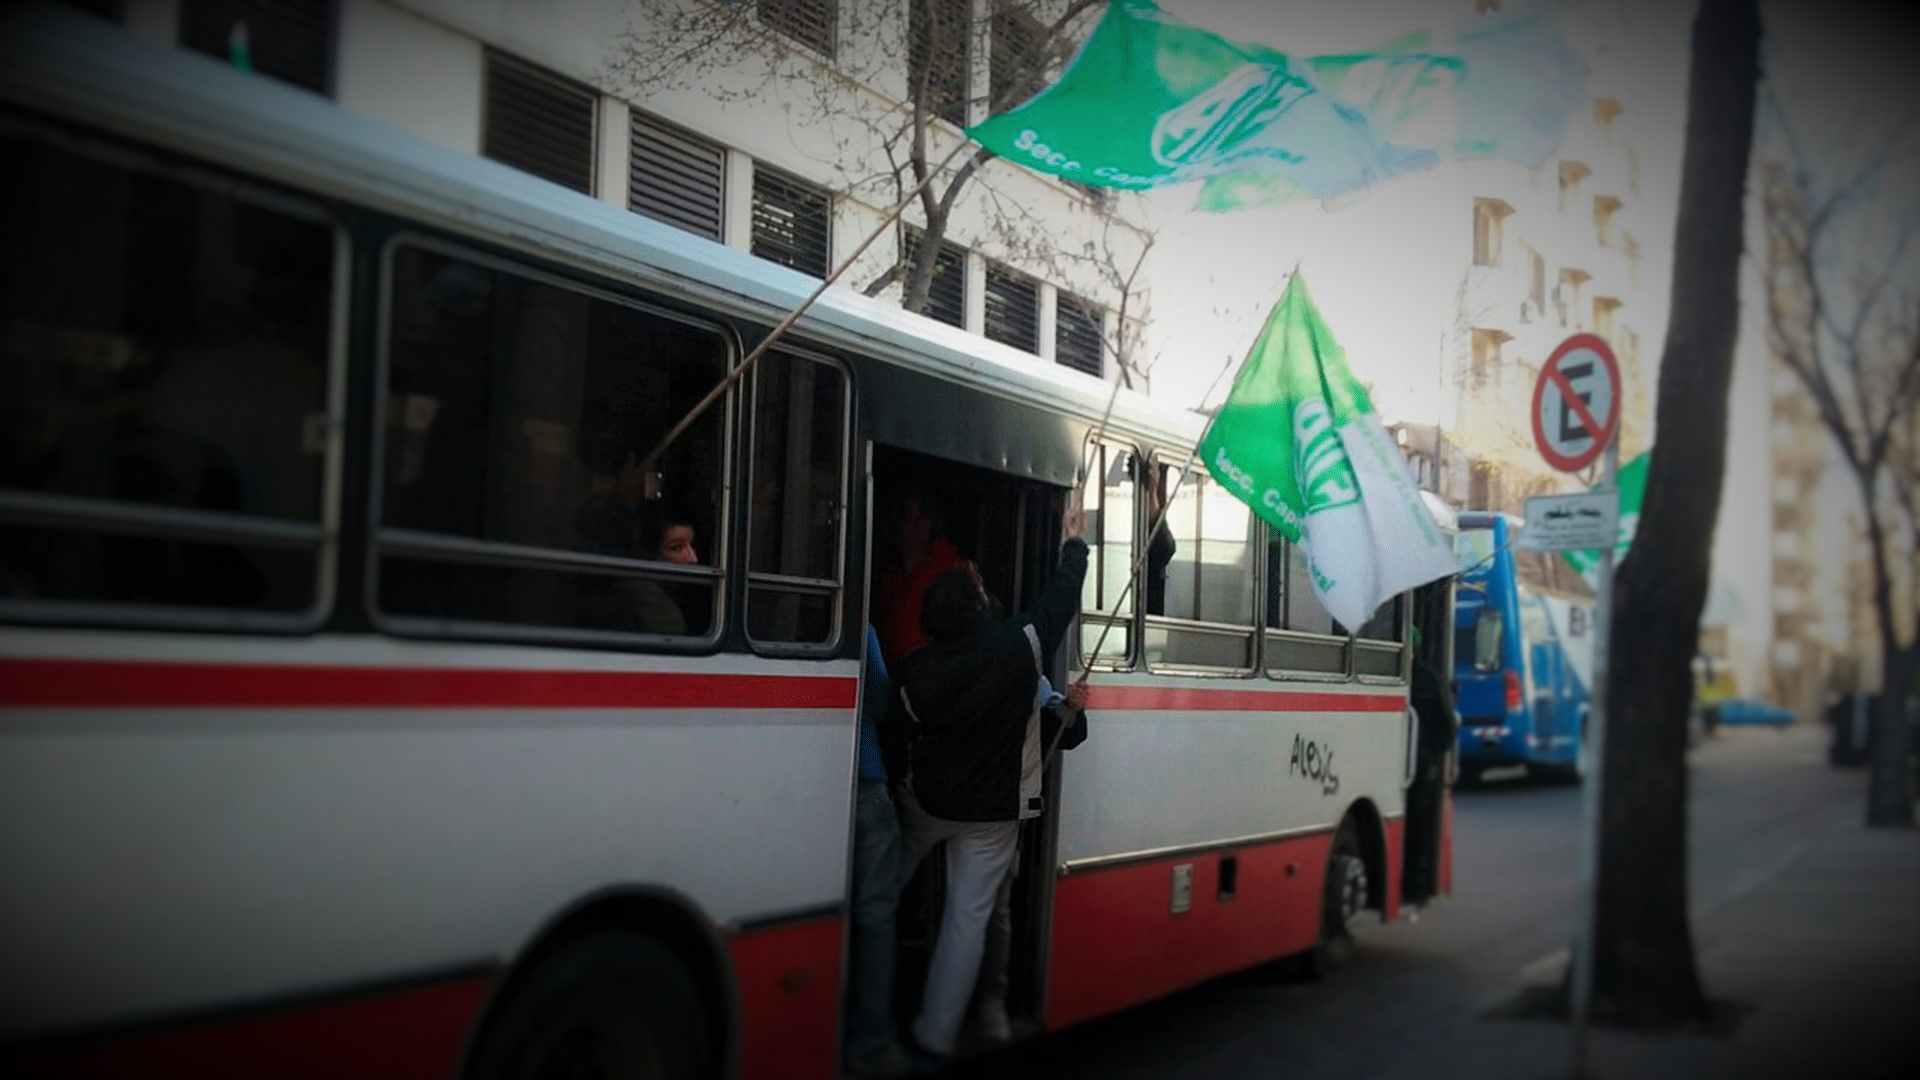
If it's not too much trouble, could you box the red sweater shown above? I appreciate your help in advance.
[874,536,968,665]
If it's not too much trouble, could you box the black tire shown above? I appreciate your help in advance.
[467,931,712,1080]
[1304,818,1369,980]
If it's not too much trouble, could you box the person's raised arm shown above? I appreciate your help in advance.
[1021,501,1090,658]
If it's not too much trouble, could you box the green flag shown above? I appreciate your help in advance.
[1563,450,1648,582]
[1200,274,1457,629]
[966,0,1584,207]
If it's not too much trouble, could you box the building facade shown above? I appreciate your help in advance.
[72,0,1150,384]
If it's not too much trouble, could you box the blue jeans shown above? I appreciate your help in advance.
[847,779,906,1062]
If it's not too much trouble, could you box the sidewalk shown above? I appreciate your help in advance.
[1382,795,1920,1079]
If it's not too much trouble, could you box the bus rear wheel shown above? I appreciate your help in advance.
[1304,818,1369,980]
[467,931,712,1080]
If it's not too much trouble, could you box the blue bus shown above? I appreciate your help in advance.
[1452,512,1594,783]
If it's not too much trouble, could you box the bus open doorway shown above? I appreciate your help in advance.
[868,445,1071,1054]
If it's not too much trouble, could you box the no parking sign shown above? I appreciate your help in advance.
[1531,334,1621,473]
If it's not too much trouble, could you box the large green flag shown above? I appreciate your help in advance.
[1200,274,1458,629]
[967,0,1584,207]
[1563,450,1649,582]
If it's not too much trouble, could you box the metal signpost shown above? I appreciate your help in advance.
[1530,333,1622,1076]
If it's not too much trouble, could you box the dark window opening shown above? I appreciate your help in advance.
[752,165,832,278]
[909,0,970,127]
[629,112,725,242]
[758,0,835,56]
[902,225,967,329]
[984,263,1039,353]
[989,5,1048,110]
[0,128,335,621]
[378,244,728,640]
[180,0,335,95]
[748,352,847,646]
[1055,293,1104,376]
[483,49,596,196]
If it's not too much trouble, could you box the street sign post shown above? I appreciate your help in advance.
[1543,334,1624,1077]
[1519,491,1619,552]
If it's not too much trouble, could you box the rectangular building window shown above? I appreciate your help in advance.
[0,127,337,624]
[902,225,967,328]
[758,0,835,56]
[378,244,730,641]
[1472,197,1510,267]
[748,352,847,646]
[483,50,597,195]
[629,112,725,242]
[1529,248,1547,311]
[909,0,970,126]
[1593,194,1622,248]
[989,4,1047,110]
[180,0,335,95]
[983,262,1039,352]
[1469,327,1507,381]
[1055,293,1104,376]
[752,165,832,278]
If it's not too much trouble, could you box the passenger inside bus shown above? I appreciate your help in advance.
[873,487,969,665]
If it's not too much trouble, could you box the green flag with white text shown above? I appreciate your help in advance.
[1199,274,1458,629]
[966,0,1584,207]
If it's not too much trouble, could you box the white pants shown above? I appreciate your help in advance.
[896,785,1019,1055]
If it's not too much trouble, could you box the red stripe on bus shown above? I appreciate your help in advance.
[7,972,492,1080]
[1083,684,1405,713]
[0,659,858,710]
[730,915,843,1080]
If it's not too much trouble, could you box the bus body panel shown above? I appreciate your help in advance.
[1048,676,1412,1026]
[0,632,856,1043]
[1061,680,1409,865]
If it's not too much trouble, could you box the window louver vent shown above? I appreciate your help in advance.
[983,264,1038,353]
[180,0,333,94]
[1055,294,1105,376]
[482,50,596,195]
[752,166,833,278]
[903,226,967,329]
[629,113,725,241]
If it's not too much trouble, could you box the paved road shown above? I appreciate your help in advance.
[945,725,1887,1078]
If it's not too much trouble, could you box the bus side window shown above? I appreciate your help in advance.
[1263,536,1347,675]
[746,351,847,647]
[1078,441,1135,669]
[0,128,335,624]
[1146,464,1255,671]
[377,243,729,642]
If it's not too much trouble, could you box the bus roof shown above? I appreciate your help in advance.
[0,3,1206,456]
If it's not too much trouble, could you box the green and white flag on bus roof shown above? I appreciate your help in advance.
[1199,274,1457,630]
[965,0,1585,208]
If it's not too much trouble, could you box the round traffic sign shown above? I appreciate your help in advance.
[1532,334,1622,473]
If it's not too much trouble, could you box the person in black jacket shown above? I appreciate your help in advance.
[884,502,1087,1060]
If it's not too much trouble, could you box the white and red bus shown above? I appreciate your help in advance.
[0,8,1454,1078]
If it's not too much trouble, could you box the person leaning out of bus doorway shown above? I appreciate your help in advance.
[881,501,1089,1064]
[874,487,968,664]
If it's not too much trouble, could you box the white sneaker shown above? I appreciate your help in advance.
[973,996,1011,1043]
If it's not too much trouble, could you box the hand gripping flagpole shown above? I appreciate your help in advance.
[1048,337,1248,764]
[636,139,977,477]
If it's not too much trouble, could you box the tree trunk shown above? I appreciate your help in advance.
[1860,498,1918,826]
[1587,0,1758,1027]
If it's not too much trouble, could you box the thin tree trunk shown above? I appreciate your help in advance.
[1860,497,1918,826]
[1586,0,1758,1027]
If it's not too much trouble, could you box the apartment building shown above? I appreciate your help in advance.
[64,0,1150,382]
